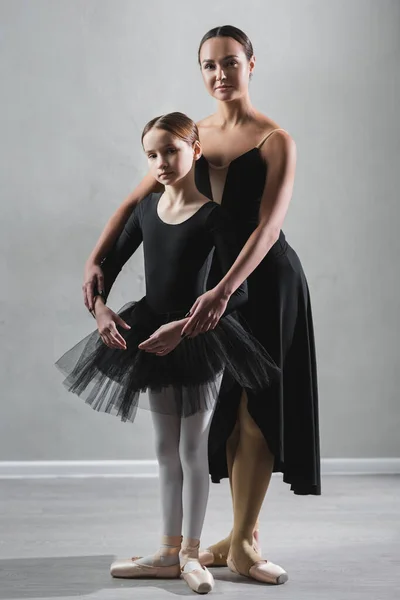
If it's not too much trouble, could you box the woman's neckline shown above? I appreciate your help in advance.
[201,146,261,170]
[155,195,214,226]
[200,128,286,170]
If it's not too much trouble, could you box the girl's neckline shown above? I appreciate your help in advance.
[155,195,214,226]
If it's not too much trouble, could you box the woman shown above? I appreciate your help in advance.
[82,25,320,584]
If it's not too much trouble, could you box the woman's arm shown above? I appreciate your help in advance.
[217,131,296,297]
[182,130,296,336]
[83,171,163,310]
[205,207,248,317]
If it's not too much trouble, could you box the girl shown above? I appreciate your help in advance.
[56,112,280,593]
[82,25,320,584]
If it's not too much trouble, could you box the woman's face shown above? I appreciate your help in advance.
[143,128,200,185]
[199,36,255,101]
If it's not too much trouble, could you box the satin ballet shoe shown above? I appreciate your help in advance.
[180,538,215,594]
[198,548,227,567]
[110,557,180,578]
[110,535,182,579]
[199,534,261,568]
[227,552,288,585]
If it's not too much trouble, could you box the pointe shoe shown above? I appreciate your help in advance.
[110,557,180,578]
[199,534,261,567]
[227,552,288,585]
[181,564,214,594]
[180,538,215,594]
[110,534,182,579]
[198,547,226,567]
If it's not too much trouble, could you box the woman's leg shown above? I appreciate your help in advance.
[201,418,239,564]
[228,391,274,572]
[201,394,261,566]
[227,392,288,583]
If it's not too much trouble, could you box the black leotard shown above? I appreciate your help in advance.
[99,192,247,316]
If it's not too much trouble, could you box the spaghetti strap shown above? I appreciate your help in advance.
[256,128,287,149]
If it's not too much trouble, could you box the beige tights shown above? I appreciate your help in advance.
[208,391,274,572]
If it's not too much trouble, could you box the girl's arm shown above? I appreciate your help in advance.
[182,130,296,336]
[83,172,163,310]
[93,199,146,306]
[91,200,147,350]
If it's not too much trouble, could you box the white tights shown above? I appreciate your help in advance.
[135,376,221,567]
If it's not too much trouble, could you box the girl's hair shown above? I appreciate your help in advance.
[198,25,254,65]
[141,112,199,146]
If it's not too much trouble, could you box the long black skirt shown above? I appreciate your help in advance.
[208,232,321,495]
[55,297,280,422]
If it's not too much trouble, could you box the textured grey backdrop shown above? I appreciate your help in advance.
[1,0,399,461]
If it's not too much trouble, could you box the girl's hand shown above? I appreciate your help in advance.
[83,261,105,311]
[138,321,184,356]
[180,288,229,338]
[96,304,131,350]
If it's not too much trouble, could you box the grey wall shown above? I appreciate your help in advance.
[1,0,399,461]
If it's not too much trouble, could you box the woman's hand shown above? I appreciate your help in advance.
[83,261,105,311]
[95,303,131,350]
[180,288,230,338]
[138,321,184,356]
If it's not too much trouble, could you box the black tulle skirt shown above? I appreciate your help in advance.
[55,297,280,423]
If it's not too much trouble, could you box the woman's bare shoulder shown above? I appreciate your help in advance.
[254,111,286,137]
[196,114,217,130]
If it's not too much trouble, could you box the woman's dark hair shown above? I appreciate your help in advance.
[198,25,254,65]
[141,112,199,146]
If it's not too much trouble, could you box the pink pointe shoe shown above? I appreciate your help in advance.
[227,551,288,585]
[180,538,215,594]
[110,535,181,579]
[199,531,261,568]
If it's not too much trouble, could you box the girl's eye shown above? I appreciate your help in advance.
[167,148,177,154]
[148,154,156,159]
[204,64,214,70]
[227,60,237,67]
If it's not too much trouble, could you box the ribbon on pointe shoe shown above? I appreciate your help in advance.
[180,538,214,594]
[110,534,182,579]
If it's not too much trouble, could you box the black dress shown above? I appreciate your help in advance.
[55,194,279,423]
[195,147,321,496]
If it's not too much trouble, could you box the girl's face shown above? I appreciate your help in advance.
[143,128,200,185]
[199,36,255,101]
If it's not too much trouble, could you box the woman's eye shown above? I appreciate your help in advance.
[228,60,237,67]
[204,64,214,70]
[148,154,156,159]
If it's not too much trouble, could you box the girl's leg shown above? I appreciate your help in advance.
[179,382,220,541]
[178,375,222,593]
[110,388,184,578]
[133,389,183,567]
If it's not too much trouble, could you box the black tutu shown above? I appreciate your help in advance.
[55,297,280,422]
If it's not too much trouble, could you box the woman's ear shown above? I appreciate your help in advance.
[249,54,256,79]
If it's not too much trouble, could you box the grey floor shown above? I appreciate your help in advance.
[0,475,399,600]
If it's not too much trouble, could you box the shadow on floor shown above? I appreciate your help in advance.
[0,555,264,598]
